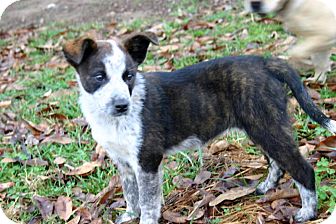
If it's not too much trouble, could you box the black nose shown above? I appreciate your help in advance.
[251,1,261,11]
[114,99,129,113]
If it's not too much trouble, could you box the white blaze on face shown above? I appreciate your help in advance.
[92,40,130,115]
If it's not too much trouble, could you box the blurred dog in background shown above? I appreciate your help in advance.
[245,0,336,83]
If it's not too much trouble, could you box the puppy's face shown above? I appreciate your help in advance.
[63,32,158,117]
[245,0,288,13]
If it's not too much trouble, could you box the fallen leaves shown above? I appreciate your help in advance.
[316,136,336,152]
[55,196,72,221]
[257,189,300,203]
[41,134,75,145]
[163,210,188,223]
[0,100,11,108]
[194,170,211,185]
[65,161,101,176]
[209,186,256,206]
[0,182,14,192]
[33,196,54,219]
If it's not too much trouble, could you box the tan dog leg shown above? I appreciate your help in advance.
[288,36,333,83]
[310,51,331,83]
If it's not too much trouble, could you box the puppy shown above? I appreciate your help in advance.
[63,32,336,224]
[245,0,336,83]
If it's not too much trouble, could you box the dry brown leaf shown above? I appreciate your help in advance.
[194,170,211,185]
[1,158,18,163]
[78,207,92,222]
[187,209,204,221]
[257,188,299,203]
[187,193,215,221]
[0,100,11,108]
[172,176,194,188]
[67,215,80,224]
[271,199,287,210]
[242,174,263,180]
[92,145,106,166]
[307,88,320,100]
[23,119,49,135]
[316,136,336,152]
[54,156,66,165]
[55,196,72,221]
[42,89,52,98]
[158,44,180,53]
[298,143,315,157]
[65,161,100,176]
[162,210,188,223]
[91,218,102,224]
[33,195,54,219]
[222,166,239,179]
[22,158,49,166]
[0,182,14,192]
[41,134,74,145]
[209,186,255,206]
[256,214,266,224]
[208,140,230,154]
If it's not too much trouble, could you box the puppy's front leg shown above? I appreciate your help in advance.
[137,167,162,224]
[115,161,140,224]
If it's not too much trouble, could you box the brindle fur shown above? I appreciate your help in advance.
[63,33,336,223]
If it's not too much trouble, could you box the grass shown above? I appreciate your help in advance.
[0,0,335,223]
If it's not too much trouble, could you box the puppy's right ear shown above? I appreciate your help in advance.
[63,37,97,67]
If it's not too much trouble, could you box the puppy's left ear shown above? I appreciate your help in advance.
[122,32,159,65]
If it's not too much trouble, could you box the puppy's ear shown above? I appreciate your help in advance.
[63,36,97,67]
[122,32,159,65]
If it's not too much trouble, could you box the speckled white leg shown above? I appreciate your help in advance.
[115,162,140,224]
[294,181,317,222]
[137,167,162,224]
[256,158,284,194]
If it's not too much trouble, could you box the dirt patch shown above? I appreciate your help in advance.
[0,0,228,31]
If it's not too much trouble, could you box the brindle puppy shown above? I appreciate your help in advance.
[63,32,336,223]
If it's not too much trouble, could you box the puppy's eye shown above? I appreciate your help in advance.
[94,72,106,82]
[123,70,134,81]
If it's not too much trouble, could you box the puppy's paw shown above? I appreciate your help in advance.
[115,212,139,224]
[294,207,317,223]
[256,180,275,195]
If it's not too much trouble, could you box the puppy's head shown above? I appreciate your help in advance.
[244,0,288,13]
[63,32,158,117]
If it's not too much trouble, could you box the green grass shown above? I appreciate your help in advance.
[1,0,335,223]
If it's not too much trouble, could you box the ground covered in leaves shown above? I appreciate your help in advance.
[0,0,336,223]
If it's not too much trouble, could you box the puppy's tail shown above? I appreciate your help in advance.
[266,58,336,134]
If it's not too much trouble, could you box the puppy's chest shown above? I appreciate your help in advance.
[89,116,142,162]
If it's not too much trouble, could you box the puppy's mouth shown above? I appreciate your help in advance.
[112,110,129,117]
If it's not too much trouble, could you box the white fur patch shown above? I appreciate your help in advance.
[326,120,336,134]
[78,67,146,172]
[167,136,203,154]
[257,158,283,194]
[294,181,317,222]
[80,40,130,116]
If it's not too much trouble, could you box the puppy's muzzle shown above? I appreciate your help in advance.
[251,1,262,12]
[112,98,130,116]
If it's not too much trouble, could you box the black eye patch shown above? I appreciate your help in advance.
[122,69,136,95]
[122,70,134,82]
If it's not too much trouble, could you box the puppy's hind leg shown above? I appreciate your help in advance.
[115,161,140,224]
[256,157,284,195]
[245,123,317,222]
